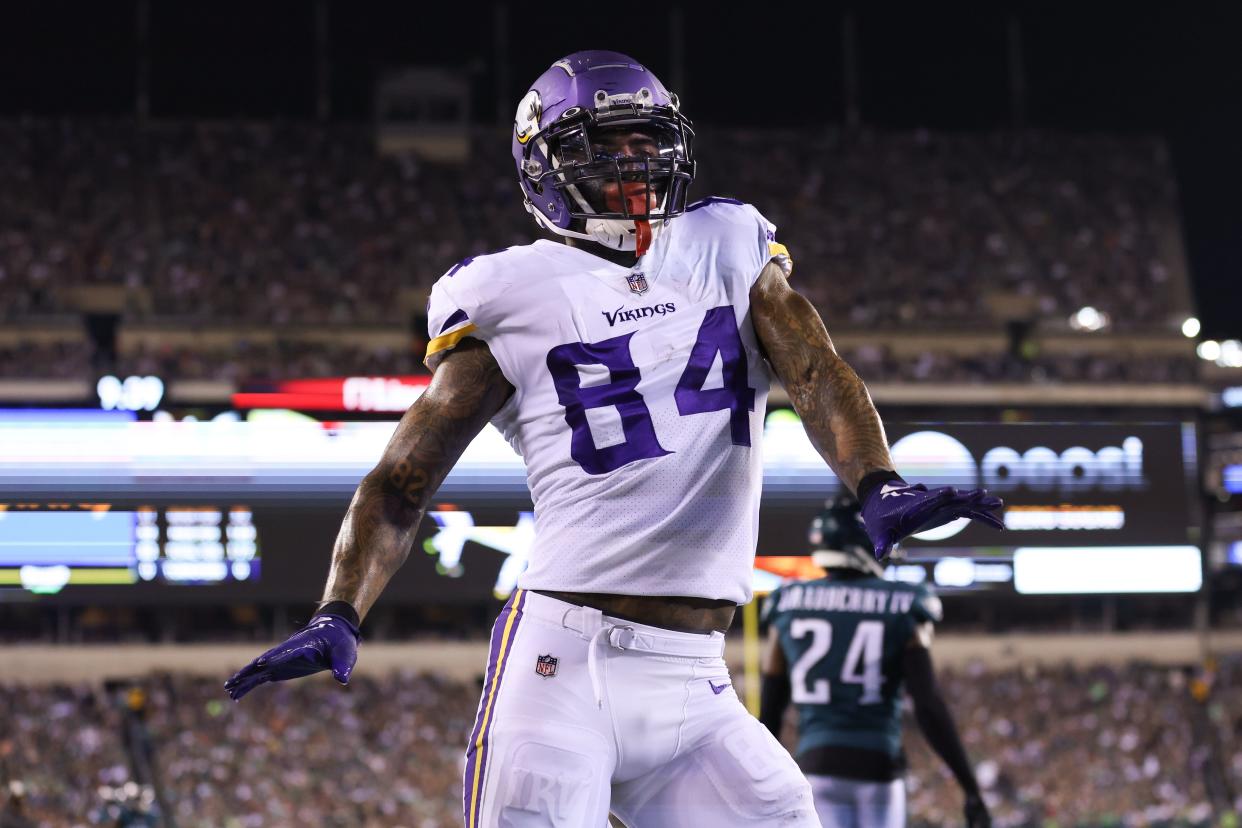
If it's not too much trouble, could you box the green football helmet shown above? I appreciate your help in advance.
[809,494,885,577]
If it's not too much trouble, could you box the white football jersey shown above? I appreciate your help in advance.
[425,199,791,603]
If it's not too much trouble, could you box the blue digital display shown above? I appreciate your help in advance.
[0,511,136,566]
[0,505,260,593]
[0,409,136,422]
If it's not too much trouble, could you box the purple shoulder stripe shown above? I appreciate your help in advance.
[445,256,476,278]
[438,308,470,334]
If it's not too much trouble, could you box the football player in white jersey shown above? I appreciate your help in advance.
[226,50,1004,827]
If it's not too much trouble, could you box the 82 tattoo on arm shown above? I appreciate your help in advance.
[388,458,430,508]
[321,339,514,619]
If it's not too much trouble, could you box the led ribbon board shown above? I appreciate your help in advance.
[0,417,1197,598]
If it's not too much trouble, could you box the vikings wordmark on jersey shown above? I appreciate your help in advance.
[425,199,792,604]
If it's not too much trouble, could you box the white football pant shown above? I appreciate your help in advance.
[463,589,819,827]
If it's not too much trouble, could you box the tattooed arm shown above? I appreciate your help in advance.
[223,338,513,699]
[321,338,514,620]
[750,260,895,493]
[750,261,1003,559]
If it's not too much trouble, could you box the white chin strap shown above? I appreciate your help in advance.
[528,205,667,253]
[583,216,667,252]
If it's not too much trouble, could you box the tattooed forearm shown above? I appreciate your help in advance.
[750,261,894,492]
[321,339,514,619]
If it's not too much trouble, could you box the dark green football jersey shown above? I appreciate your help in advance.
[764,573,942,758]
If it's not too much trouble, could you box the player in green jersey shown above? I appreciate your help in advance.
[760,495,990,828]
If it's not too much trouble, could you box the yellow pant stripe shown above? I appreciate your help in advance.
[468,587,525,826]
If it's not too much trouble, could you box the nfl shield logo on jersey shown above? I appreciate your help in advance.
[535,654,558,678]
[626,272,649,296]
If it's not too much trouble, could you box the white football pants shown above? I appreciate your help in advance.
[463,589,818,827]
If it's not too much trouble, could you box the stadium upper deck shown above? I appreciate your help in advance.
[0,120,1199,389]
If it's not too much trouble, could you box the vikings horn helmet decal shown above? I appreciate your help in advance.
[512,50,696,256]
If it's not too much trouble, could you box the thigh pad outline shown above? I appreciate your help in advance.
[693,715,816,822]
[476,715,613,828]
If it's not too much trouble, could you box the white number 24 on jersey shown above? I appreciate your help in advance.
[789,618,885,705]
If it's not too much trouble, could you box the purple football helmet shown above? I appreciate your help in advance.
[512,50,695,256]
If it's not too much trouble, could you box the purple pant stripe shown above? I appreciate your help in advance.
[463,588,526,826]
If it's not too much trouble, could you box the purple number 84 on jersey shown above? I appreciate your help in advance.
[545,306,755,475]
[546,331,672,474]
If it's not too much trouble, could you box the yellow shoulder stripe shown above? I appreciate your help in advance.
[768,241,793,277]
[426,323,479,359]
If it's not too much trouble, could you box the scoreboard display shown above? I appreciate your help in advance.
[0,504,259,593]
[0,411,1202,602]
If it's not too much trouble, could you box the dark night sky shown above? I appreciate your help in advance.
[1,1,1238,336]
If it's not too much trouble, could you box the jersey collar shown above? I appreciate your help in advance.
[548,223,675,299]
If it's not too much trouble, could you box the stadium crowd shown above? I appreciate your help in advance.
[0,121,522,329]
[0,341,93,380]
[838,345,1198,385]
[1,672,475,828]
[697,129,1185,333]
[3,658,1238,827]
[899,661,1231,827]
[1,120,1186,331]
[112,340,426,384]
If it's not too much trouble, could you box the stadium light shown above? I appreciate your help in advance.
[1181,317,1201,338]
[1220,340,1242,368]
[1069,306,1109,332]
[1197,340,1222,361]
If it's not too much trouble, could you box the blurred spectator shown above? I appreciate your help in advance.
[0,782,36,828]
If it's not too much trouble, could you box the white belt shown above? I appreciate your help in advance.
[523,591,726,709]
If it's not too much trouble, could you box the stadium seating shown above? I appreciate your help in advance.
[0,121,1198,387]
[3,660,1235,826]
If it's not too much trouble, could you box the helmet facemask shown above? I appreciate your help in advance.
[526,104,695,255]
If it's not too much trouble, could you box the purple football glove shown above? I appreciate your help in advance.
[224,612,360,701]
[860,475,1004,560]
